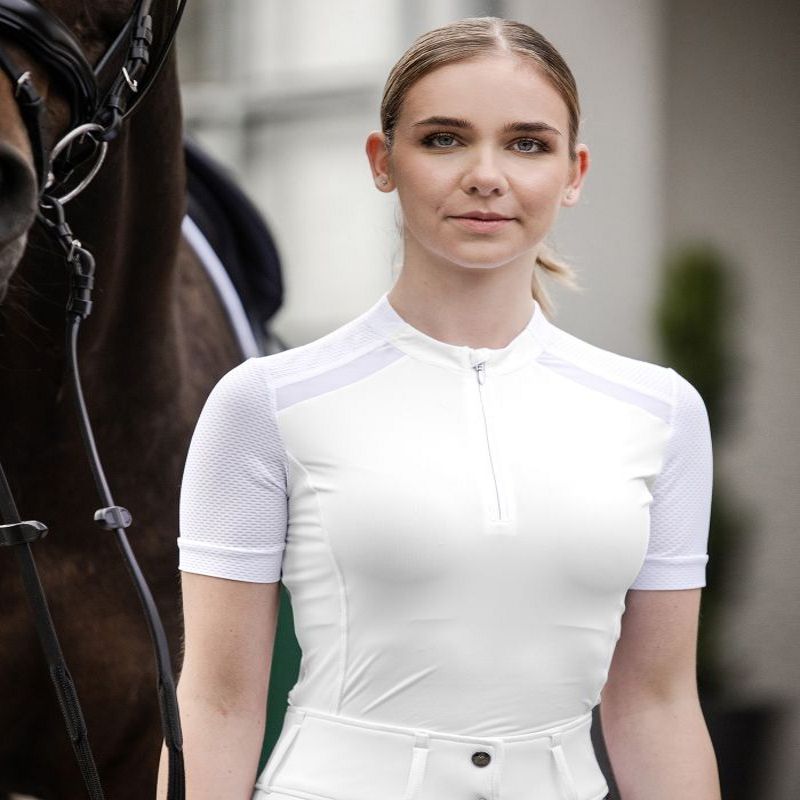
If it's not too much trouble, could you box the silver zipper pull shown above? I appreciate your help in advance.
[473,361,486,385]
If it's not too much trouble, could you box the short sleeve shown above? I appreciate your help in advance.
[177,357,288,583]
[629,368,713,590]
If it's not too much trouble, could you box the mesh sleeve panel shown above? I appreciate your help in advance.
[178,357,288,583]
[629,368,713,590]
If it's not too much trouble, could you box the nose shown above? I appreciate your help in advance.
[460,144,509,196]
[0,140,37,248]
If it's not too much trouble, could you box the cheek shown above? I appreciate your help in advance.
[397,169,450,220]
[518,169,567,210]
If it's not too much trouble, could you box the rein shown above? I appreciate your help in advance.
[0,1,189,797]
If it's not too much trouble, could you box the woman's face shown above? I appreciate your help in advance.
[367,53,589,274]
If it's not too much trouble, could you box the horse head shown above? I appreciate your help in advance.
[0,4,244,797]
[0,0,180,304]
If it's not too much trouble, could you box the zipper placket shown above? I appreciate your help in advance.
[472,360,504,522]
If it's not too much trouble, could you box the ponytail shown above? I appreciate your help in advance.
[532,242,583,319]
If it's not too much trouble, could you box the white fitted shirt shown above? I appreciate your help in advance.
[178,292,712,736]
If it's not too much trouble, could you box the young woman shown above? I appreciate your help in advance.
[157,17,721,800]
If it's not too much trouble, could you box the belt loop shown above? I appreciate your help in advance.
[402,731,430,800]
[549,731,580,800]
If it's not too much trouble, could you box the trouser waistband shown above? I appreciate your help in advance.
[255,705,609,800]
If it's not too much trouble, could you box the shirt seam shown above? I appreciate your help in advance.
[540,338,673,407]
[246,357,290,494]
[273,344,408,414]
[268,338,397,390]
[286,450,349,715]
[176,538,285,555]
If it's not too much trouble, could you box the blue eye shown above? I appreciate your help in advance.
[513,138,550,153]
[420,133,549,153]
[421,132,458,148]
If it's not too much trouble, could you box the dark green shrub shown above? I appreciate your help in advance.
[654,241,748,695]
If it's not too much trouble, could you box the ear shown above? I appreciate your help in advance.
[365,131,394,192]
[561,143,590,207]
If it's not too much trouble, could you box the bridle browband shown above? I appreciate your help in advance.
[0,2,188,799]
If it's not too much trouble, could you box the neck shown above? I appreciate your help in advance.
[387,245,537,350]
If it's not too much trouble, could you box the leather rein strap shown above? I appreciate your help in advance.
[0,1,189,798]
[0,467,105,800]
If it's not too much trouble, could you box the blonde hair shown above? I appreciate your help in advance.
[380,16,583,318]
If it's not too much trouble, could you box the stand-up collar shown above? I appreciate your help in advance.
[365,291,553,374]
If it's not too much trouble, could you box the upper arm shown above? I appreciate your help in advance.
[175,357,289,708]
[604,369,712,704]
[179,571,282,714]
[602,587,702,706]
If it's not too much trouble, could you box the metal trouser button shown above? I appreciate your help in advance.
[471,751,491,767]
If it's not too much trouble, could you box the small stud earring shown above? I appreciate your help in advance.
[379,177,389,186]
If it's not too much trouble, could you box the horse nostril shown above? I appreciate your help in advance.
[0,141,38,248]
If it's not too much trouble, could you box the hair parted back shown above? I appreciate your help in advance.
[380,16,583,318]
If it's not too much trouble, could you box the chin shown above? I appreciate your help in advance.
[444,247,521,272]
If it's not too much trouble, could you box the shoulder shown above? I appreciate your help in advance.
[202,307,378,394]
[254,305,388,383]
[536,324,713,591]
[539,322,683,425]
[229,304,403,413]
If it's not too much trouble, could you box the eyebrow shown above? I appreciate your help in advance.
[411,116,562,136]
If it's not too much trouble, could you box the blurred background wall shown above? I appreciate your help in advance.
[663,2,799,798]
[177,1,799,797]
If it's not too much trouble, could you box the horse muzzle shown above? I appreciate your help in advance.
[0,139,36,294]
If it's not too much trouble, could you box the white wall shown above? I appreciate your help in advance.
[178,0,405,342]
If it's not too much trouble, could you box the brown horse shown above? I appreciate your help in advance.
[0,2,245,797]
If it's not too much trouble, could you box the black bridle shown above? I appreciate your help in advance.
[0,0,188,197]
[0,2,188,798]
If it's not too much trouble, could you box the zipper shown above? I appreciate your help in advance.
[472,361,504,521]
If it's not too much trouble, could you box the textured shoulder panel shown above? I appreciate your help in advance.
[630,369,713,589]
[178,357,289,583]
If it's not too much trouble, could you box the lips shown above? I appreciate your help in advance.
[454,211,513,221]
[450,216,513,233]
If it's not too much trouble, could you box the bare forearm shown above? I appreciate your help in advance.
[599,695,721,800]
[155,686,265,800]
